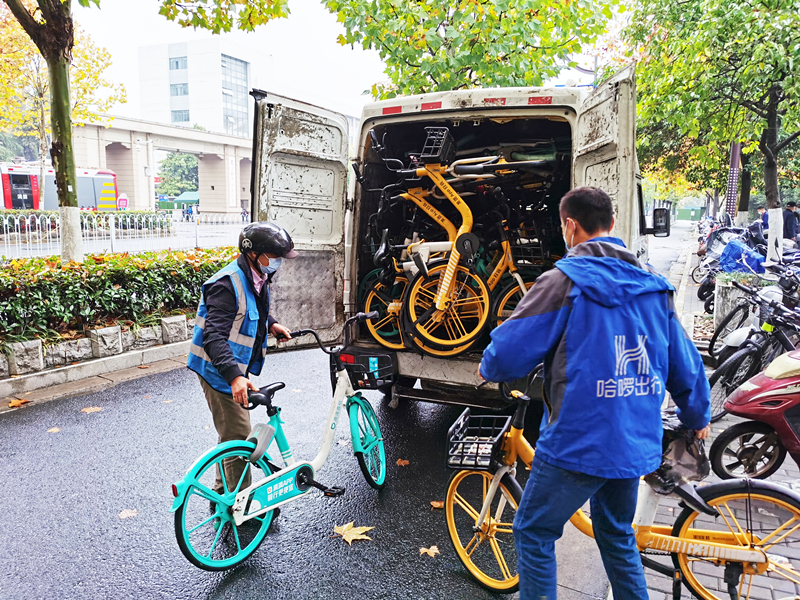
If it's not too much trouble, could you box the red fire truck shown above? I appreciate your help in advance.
[0,163,119,211]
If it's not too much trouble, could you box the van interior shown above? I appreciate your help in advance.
[353,116,573,352]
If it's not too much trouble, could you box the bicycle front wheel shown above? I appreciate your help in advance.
[445,470,522,593]
[363,276,409,350]
[348,396,386,489]
[707,347,760,423]
[493,280,535,328]
[708,303,749,358]
[174,443,275,571]
[671,480,800,599]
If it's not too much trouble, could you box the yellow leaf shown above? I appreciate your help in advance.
[420,545,440,557]
[143,394,151,398]
[292,389,302,393]
[333,522,374,546]
[163,400,173,404]
[47,427,60,433]
[118,509,138,519]
[430,500,444,510]
[81,407,102,413]
[397,459,410,466]
[137,365,150,370]
[204,425,210,429]
[8,399,30,408]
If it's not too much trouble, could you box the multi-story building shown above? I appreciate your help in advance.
[138,39,270,137]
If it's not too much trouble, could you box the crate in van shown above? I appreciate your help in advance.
[249,66,670,409]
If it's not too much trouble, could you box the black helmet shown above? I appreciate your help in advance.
[238,222,298,258]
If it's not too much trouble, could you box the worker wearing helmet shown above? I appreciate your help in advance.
[188,222,298,495]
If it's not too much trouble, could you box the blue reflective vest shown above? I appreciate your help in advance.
[187,260,268,394]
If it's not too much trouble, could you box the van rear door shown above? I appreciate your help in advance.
[250,91,349,346]
[573,66,644,258]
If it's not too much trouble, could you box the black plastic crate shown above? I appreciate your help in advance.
[418,127,457,166]
[447,408,511,470]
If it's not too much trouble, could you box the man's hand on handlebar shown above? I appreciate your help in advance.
[270,322,293,342]
[696,424,711,440]
[232,375,258,407]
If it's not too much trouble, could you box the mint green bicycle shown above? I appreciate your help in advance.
[171,312,387,571]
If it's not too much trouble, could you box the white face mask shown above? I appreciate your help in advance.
[562,220,574,250]
[262,257,281,274]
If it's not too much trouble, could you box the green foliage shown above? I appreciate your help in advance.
[158,0,289,34]
[157,152,198,197]
[0,131,37,162]
[324,0,619,99]
[0,247,238,342]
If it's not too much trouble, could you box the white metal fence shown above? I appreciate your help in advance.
[0,212,248,260]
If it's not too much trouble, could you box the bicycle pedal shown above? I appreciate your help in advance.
[323,486,345,498]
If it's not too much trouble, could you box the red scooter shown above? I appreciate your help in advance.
[710,349,800,479]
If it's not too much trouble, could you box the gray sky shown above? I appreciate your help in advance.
[74,0,387,119]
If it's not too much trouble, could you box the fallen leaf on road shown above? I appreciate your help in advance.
[292,389,302,393]
[143,395,151,398]
[420,545,440,557]
[118,509,138,519]
[8,399,30,408]
[337,439,350,446]
[204,425,210,429]
[47,427,60,433]
[137,365,149,369]
[333,522,374,546]
[430,501,444,510]
[163,400,173,404]
[81,407,102,413]
[397,459,410,466]
[24,391,30,395]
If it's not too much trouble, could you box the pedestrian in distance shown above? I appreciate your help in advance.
[479,186,711,600]
[187,222,297,496]
[756,205,769,231]
[783,201,797,246]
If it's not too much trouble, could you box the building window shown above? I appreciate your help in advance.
[169,56,188,70]
[171,110,190,123]
[221,54,249,137]
[170,83,189,96]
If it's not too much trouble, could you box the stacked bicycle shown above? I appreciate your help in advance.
[355,127,561,357]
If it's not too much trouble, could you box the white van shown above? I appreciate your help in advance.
[250,66,669,409]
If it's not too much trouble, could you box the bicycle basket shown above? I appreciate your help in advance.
[447,408,511,470]
[509,228,545,265]
[418,127,457,166]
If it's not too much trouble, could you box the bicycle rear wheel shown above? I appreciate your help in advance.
[348,396,386,489]
[707,347,760,423]
[445,470,522,593]
[708,304,749,358]
[363,276,409,350]
[493,279,535,328]
[671,480,800,599]
[174,443,275,571]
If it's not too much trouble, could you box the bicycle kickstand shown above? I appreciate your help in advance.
[297,472,345,498]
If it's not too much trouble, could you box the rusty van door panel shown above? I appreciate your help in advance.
[251,91,348,346]
[573,66,642,257]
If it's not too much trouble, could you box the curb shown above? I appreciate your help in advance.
[0,340,190,414]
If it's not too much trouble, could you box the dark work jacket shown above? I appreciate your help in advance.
[783,209,797,239]
[201,254,277,385]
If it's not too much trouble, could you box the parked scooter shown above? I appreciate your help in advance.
[710,349,800,480]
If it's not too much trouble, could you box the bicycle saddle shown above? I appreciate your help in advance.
[373,229,392,267]
[248,382,285,407]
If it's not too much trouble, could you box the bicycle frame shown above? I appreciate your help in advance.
[481,426,768,564]
[228,367,357,526]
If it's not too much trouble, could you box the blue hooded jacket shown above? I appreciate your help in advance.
[480,237,710,479]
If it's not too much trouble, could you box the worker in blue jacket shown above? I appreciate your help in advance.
[480,187,711,600]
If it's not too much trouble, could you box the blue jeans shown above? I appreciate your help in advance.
[513,456,648,600]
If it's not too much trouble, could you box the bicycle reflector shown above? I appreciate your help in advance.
[172,484,178,498]
[340,353,355,364]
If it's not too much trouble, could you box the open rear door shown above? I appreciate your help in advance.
[251,91,348,346]
[573,66,643,256]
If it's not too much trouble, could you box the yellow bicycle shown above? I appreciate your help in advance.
[445,374,800,598]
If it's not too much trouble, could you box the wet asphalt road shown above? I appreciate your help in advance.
[0,348,517,600]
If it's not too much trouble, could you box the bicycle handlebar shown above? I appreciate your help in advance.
[281,312,379,354]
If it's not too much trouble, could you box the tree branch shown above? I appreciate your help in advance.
[3,0,42,47]
[774,130,800,155]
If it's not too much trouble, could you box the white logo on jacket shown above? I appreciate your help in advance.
[596,335,661,399]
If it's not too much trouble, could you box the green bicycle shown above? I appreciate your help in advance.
[171,312,387,571]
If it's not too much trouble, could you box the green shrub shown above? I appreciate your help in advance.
[0,247,238,342]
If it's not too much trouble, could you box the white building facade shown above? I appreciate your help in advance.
[138,39,270,137]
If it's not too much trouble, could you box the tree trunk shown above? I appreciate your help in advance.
[47,53,82,262]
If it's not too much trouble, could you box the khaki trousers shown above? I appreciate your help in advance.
[198,375,252,494]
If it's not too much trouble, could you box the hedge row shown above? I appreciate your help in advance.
[0,247,238,342]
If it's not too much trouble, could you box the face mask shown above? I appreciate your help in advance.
[562,220,573,250]
[262,257,281,274]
